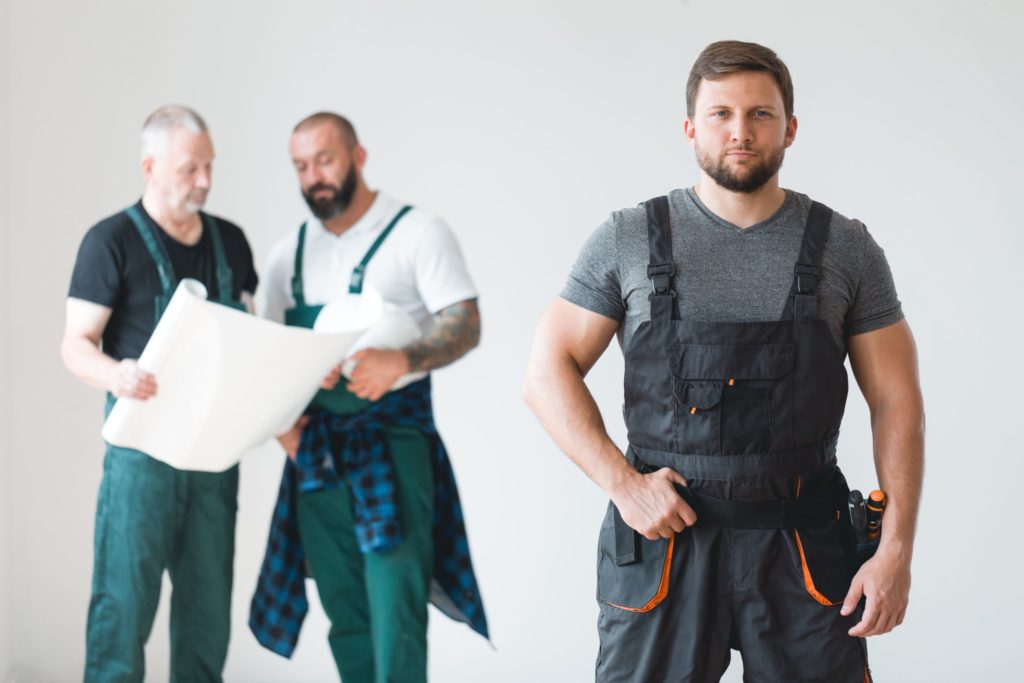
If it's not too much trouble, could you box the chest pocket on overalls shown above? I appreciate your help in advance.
[671,343,795,455]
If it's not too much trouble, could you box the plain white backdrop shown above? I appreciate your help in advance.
[2,1,1022,681]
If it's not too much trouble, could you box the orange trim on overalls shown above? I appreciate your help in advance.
[793,530,837,606]
[607,535,675,613]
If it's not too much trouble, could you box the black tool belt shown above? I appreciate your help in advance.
[611,472,848,566]
[674,482,845,529]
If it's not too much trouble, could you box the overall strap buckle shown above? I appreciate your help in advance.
[647,263,675,296]
[794,263,821,295]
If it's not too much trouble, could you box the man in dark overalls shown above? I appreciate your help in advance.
[62,105,259,682]
[524,41,924,682]
[249,112,488,682]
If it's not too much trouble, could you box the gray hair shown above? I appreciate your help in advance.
[140,105,208,159]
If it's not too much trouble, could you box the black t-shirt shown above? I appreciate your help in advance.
[68,200,259,361]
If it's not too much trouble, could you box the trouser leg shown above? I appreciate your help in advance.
[364,428,433,683]
[297,485,375,683]
[595,513,732,683]
[297,427,434,683]
[730,468,870,683]
[167,465,238,683]
[85,449,179,683]
[732,524,869,683]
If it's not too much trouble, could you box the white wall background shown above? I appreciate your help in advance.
[1,0,1021,681]
[1,0,12,677]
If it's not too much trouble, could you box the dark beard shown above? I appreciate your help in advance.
[303,165,358,220]
[697,146,785,194]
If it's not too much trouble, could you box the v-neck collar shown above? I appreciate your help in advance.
[684,187,795,235]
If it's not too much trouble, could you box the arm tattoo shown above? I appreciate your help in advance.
[404,298,481,373]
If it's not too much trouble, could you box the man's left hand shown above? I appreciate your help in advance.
[346,348,410,401]
[842,546,911,637]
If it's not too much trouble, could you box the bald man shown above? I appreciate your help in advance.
[249,112,488,683]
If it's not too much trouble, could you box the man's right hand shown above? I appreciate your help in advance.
[611,467,698,540]
[107,359,157,400]
[276,416,310,460]
[320,364,342,390]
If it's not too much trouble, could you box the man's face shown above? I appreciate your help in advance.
[143,129,214,217]
[290,123,363,220]
[684,71,797,194]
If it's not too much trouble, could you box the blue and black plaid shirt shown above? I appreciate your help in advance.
[248,377,489,657]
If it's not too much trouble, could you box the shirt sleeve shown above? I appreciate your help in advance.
[68,223,122,307]
[240,238,259,296]
[559,216,624,322]
[844,224,905,336]
[412,218,478,314]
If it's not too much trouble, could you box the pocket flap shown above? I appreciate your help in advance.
[597,504,673,612]
[674,343,795,380]
[675,381,724,410]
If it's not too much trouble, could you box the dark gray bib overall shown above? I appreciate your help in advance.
[596,197,873,683]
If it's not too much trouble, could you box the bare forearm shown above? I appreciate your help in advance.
[523,351,634,497]
[61,336,117,391]
[871,396,925,558]
[404,299,480,373]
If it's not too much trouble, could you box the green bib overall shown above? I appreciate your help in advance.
[287,208,435,683]
[85,208,244,683]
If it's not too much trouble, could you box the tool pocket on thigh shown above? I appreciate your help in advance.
[596,502,674,612]
[792,520,853,606]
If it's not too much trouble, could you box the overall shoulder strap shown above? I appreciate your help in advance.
[782,201,834,322]
[202,213,235,301]
[644,196,676,323]
[291,222,308,307]
[124,205,177,294]
[349,205,413,294]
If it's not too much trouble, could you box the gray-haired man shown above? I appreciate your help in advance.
[62,105,258,682]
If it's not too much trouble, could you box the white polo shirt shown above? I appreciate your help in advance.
[260,192,477,332]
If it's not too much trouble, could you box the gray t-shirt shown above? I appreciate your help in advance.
[561,188,903,358]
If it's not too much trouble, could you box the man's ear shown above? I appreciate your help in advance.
[683,118,697,149]
[784,115,798,148]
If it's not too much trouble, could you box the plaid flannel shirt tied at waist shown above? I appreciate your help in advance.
[248,376,489,658]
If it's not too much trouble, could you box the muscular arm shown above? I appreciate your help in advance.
[61,297,156,399]
[522,298,696,539]
[346,298,481,401]
[842,319,925,636]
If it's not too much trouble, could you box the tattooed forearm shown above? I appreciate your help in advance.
[404,298,481,373]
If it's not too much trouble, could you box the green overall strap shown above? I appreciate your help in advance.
[124,205,177,294]
[291,222,308,307]
[203,213,235,301]
[348,205,413,294]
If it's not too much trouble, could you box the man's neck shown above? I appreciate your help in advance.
[692,176,787,229]
[321,186,378,236]
[141,193,202,245]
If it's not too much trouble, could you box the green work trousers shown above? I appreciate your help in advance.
[84,446,238,683]
[296,427,434,683]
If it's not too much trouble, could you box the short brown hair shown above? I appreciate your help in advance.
[686,41,794,119]
[293,111,359,148]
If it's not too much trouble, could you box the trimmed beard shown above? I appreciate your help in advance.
[303,165,358,220]
[696,145,785,194]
